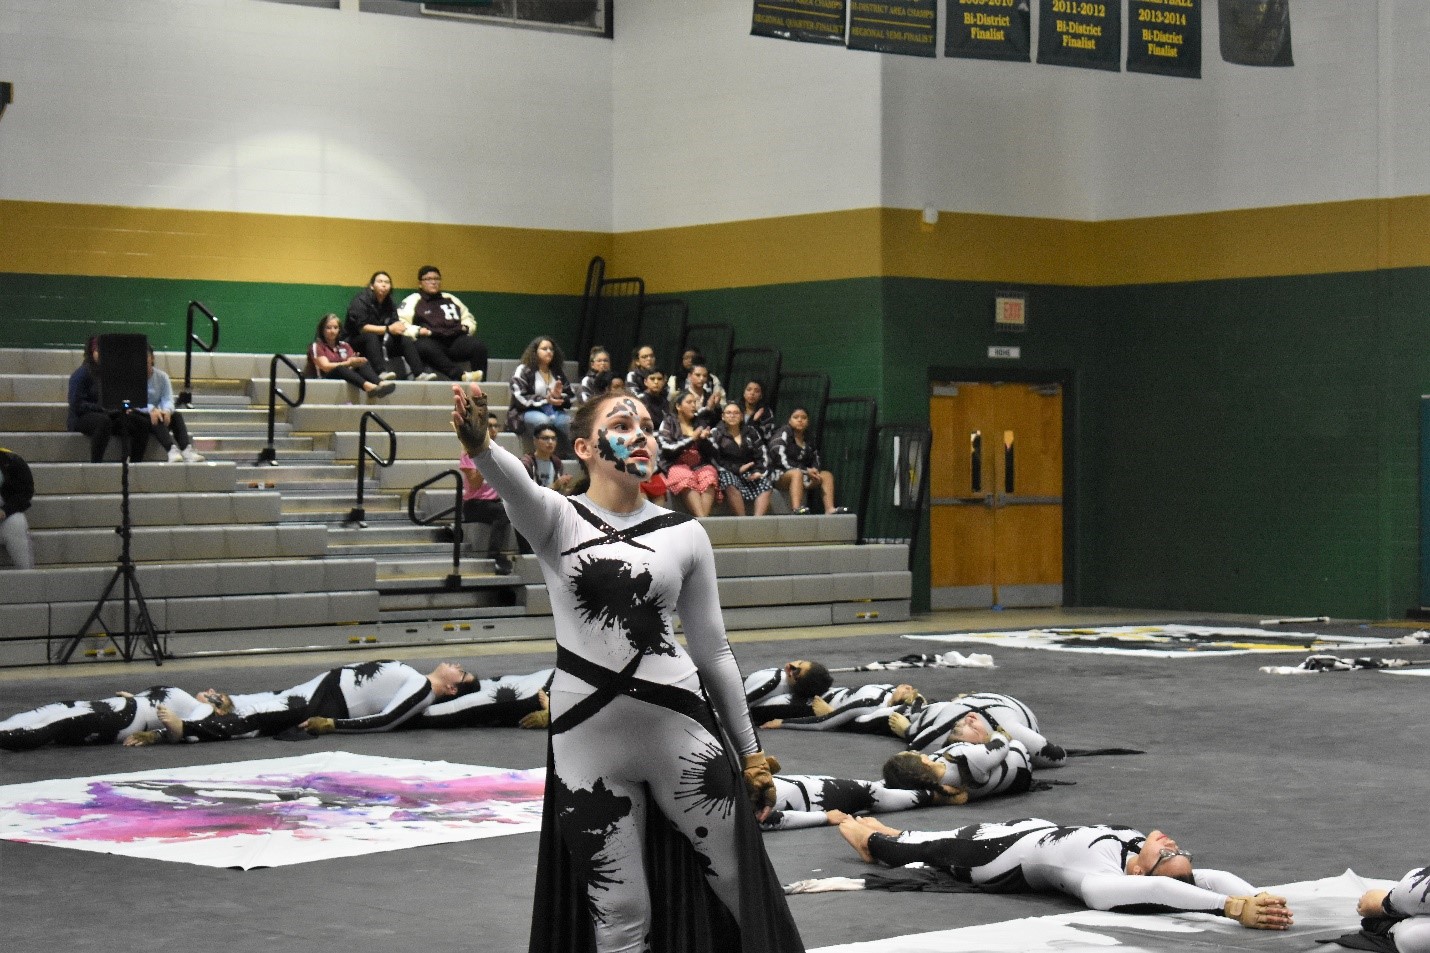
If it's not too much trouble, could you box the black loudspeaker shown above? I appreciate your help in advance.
[97,333,150,410]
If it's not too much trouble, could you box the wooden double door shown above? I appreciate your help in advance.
[930,381,1064,608]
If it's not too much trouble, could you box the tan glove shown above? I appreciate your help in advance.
[742,751,780,811]
[451,387,490,456]
[810,696,834,717]
[304,717,336,736]
[1224,893,1293,930]
[122,730,162,747]
[887,712,911,738]
[518,709,549,730]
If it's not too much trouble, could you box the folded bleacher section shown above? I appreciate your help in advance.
[0,344,909,667]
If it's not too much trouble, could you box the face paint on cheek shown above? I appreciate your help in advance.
[597,427,652,478]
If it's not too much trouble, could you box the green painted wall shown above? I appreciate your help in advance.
[7,265,1426,621]
[0,273,582,361]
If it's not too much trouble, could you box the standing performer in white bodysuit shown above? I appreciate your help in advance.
[453,384,803,953]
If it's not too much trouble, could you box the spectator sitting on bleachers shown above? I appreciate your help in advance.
[658,390,719,517]
[638,368,670,432]
[508,336,572,452]
[457,412,515,575]
[521,423,574,494]
[397,264,487,383]
[669,346,700,396]
[67,335,150,463]
[713,401,775,517]
[740,379,777,442]
[575,346,612,406]
[769,407,847,515]
[0,446,35,569]
[678,360,725,427]
[142,345,204,464]
[306,313,396,399]
[344,270,429,381]
[625,343,659,393]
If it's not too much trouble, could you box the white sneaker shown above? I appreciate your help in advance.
[378,371,398,381]
[167,446,184,463]
[416,372,440,382]
[461,370,484,383]
[181,446,205,463]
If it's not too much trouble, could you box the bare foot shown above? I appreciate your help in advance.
[854,816,904,837]
[838,817,877,863]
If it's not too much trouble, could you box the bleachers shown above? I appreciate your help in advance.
[0,346,909,667]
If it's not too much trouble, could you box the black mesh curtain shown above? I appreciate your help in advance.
[727,347,783,412]
[861,425,932,569]
[774,372,830,438]
[819,396,878,532]
[681,323,735,386]
[637,298,689,380]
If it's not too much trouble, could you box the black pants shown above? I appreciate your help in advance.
[146,411,191,452]
[73,411,150,462]
[415,335,488,380]
[350,331,427,378]
[461,498,512,556]
[322,364,380,389]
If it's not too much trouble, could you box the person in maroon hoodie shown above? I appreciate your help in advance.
[395,264,488,382]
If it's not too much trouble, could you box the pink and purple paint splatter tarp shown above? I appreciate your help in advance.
[0,751,545,869]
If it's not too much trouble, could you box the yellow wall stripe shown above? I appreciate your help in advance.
[7,196,1430,292]
[0,201,610,295]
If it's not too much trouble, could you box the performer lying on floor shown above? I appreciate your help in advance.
[0,686,214,750]
[745,659,835,722]
[1356,867,1430,953]
[761,682,924,733]
[890,692,1068,768]
[881,735,1033,803]
[407,667,555,730]
[760,771,966,831]
[129,660,467,743]
[837,815,1293,930]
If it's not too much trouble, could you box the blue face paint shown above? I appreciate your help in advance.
[596,427,652,479]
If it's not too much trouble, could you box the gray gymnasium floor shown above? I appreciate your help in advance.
[1,608,1426,953]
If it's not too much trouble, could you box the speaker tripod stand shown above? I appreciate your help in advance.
[53,405,165,665]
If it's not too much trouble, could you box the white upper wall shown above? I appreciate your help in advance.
[1,0,1425,231]
[0,0,613,230]
[880,0,1417,221]
[610,0,884,232]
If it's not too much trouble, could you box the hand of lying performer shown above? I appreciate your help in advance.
[887,712,911,738]
[450,383,490,456]
[742,751,781,819]
[301,716,336,736]
[825,809,851,825]
[1357,889,1389,917]
[1224,893,1293,930]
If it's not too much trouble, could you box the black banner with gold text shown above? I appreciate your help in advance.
[946,0,1030,62]
[1218,0,1292,67]
[752,0,848,45]
[1037,0,1120,72]
[1127,0,1200,77]
[849,0,937,57]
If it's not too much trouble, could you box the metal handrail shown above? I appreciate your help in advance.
[346,411,398,526]
[256,354,306,465]
[408,469,465,588]
[178,300,220,407]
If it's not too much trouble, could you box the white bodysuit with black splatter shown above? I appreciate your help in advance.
[471,441,760,953]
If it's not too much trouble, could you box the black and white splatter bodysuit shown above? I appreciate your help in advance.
[0,686,210,750]
[761,774,941,831]
[905,693,1067,767]
[412,668,554,729]
[867,817,1259,914]
[470,440,803,953]
[1382,867,1430,953]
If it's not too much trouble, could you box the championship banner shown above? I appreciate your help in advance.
[1218,0,1292,66]
[1036,0,1121,72]
[1127,0,1201,78]
[945,0,1030,62]
[752,0,847,45]
[848,0,937,58]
